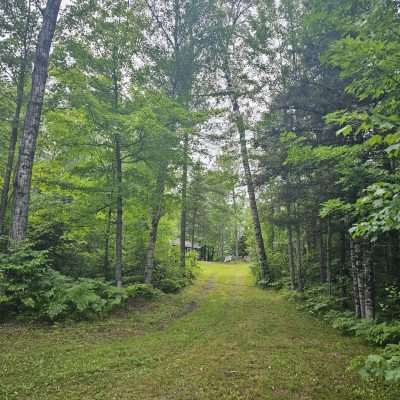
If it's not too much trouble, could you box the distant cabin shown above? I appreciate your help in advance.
[171,239,201,253]
[171,239,214,261]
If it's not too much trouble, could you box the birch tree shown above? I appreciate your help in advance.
[0,0,39,240]
[10,0,62,243]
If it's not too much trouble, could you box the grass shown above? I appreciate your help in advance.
[0,261,399,399]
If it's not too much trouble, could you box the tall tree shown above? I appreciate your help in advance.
[60,0,143,286]
[211,0,273,281]
[10,0,62,242]
[0,0,38,239]
[144,0,217,270]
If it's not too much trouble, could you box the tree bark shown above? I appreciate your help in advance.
[191,208,197,250]
[10,0,62,243]
[350,238,363,318]
[362,240,375,320]
[179,131,189,270]
[224,66,270,282]
[350,239,361,318]
[340,229,348,306]
[318,218,327,283]
[232,189,239,258]
[144,165,166,284]
[0,68,26,240]
[288,223,296,290]
[114,133,123,288]
[103,205,112,280]
[295,224,304,292]
[220,218,225,259]
[0,0,34,241]
[326,217,332,295]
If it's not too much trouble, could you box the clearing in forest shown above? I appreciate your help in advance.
[0,262,397,400]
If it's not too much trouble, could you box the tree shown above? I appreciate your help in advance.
[10,0,62,243]
[0,0,38,240]
[144,0,218,270]
[58,0,144,286]
[209,0,273,281]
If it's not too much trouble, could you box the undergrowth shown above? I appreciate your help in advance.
[0,243,199,322]
[283,285,400,383]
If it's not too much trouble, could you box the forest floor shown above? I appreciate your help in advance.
[1,262,399,400]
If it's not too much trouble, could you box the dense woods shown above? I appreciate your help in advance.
[1,0,400,388]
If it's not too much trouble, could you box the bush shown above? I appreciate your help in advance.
[0,244,51,318]
[267,277,291,290]
[0,244,161,322]
[301,286,342,316]
[125,283,161,299]
[152,250,199,294]
[156,278,183,293]
[331,313,360,335]
[379,286,400,320]
[352,344,400,383]
[123,275,145,285]
[364,322,400,346]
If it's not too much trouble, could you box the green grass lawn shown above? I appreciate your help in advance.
[0,262,398,400]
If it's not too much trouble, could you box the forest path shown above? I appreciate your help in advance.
[0,262,397,400]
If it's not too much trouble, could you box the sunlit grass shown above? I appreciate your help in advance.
[0,262,398,399]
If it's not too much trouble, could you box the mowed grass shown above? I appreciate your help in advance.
[1,262,399,400]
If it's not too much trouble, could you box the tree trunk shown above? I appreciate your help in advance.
[350,238,363,318]
[103,205,112,280]
[114,133,123,288]
[0,68,26,240]
[144,166,166,284]
[191,208,197,250]
[220,218,225,259]
[179,131,189,270]
[362,240,375,320]
[340,230,347,306]
[232,189,239,258]
[357,264,366,319]
[224,66,270,282]
[0,0,33,241]
[350,239,361,318]
[10,0,62,243]
[326,217,332,295]
[269,205,275,252]
[318,218,327,283]
[295,224,304,292]
[288,223,296,290]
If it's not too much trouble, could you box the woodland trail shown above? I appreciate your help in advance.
[0,262,397,400]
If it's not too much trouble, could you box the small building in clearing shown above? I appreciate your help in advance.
[171,240,214,261]
[171,239,201,253]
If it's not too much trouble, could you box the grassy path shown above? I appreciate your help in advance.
[0,262,398,399]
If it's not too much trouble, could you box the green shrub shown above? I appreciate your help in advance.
[283,289,306,303]
[267,277,292,290]
[331,314,360,335]
[0,244,160,322]
[322,309,344,322]
[364,322,400,346]
[39,275,127,321]
[156,278,183,293]
[303,292,340,316]
[152,250,199,294]
[0,244,50,317]
[123,274,145,285]
[125,283,161,299]
[379,286,400,320]
[351,344,400,383]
